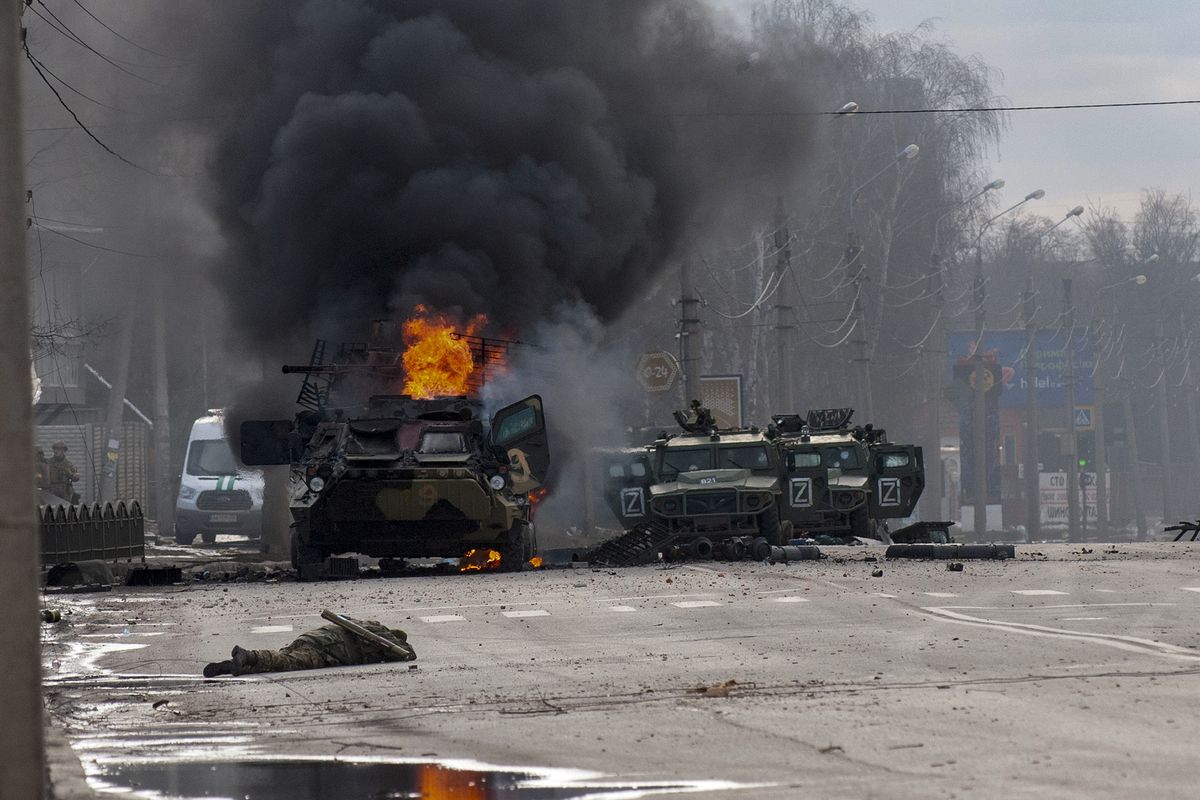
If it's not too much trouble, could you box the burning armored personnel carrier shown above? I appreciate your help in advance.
[239,330,547,575]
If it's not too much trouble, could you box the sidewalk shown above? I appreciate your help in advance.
[44,714,96,800]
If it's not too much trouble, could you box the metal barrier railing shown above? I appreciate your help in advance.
[39,500,145,564]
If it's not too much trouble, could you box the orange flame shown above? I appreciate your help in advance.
[459,548,502,573]
[528,556,544,569]
[402,306,487,399]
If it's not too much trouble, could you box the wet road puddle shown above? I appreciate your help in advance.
[91,757,748,798]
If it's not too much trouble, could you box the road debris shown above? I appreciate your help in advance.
[694,680,738,698]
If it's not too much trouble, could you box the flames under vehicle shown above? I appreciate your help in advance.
[239,337,548,574]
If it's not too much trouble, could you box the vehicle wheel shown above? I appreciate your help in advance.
[290,527,323,571]
[200,531,217,545]
[175,530,196,546]
[760,511,788,547]
[849,507,876,540]
[501,520,534,572]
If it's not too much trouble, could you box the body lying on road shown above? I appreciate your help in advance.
[203,612,416,677]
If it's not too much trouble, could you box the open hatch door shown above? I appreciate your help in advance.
[239,420,299,466]
[869,445,925,518]
[491,395,548,494]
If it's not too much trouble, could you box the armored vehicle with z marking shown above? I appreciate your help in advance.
[598,404,792,562]
[769,408,924,542]
[238,339,548,576]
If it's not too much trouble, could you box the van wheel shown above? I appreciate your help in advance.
[201,531,217,544]
[175,530,196,546]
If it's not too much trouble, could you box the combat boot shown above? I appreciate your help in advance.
[203,660,233,678]
[230,645,257,676]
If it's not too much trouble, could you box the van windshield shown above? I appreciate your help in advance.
[186,440,239,476]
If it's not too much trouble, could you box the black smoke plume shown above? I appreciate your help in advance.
[196,0,817,346]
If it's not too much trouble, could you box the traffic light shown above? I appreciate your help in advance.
[1076,431,1095,471]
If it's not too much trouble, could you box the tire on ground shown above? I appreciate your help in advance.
[201,531,217,544]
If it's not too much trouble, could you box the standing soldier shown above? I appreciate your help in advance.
[46,441,80,503]
[203,614,416,677]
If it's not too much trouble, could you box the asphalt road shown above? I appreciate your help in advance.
[42,543,1200,798]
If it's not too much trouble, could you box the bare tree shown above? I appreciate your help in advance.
[1133,189,1199,265]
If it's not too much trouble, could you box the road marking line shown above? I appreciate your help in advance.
[772,597,810,604]
[607,605,638,613]
[1062,617,1107,621]
[399,602,537,613]
[1031,603,1171,610]
[1011,590,1069,596]
[924,592,959,598]
[597,593,716,603]
[873,593,897,599]
[671,600,722,609]
[1182,588,1200,594]
[250,625,294,634]
[501,609,550,619]
[921,606,1200,661]
[1095,589,1118,593]
[757,589,801,595]
[79,632,166,638]
[420,615,467,624]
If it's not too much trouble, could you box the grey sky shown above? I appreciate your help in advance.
[716,0,1200,222]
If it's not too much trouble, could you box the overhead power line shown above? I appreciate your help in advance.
[23,48,155,174]
[676,98,1200,118]
[69,0,177,61]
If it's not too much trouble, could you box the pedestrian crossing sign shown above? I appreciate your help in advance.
[1073,406,1094,431]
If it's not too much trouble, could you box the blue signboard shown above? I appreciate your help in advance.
[947,329,1095,410]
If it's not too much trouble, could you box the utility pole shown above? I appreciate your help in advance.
[972,249,989,538]
[846,231,873,420]
[99,292,136,503]
[1093,318,1109,536]
[922,252,946,520]
[773,202,794,413]
[1121,377,1148,539]
[679,258,700,405]
[153,269,175,537]
[1155,320,1172,525]
[1023,275,1039,540]
[1064,278,1081,542]
[0,2,45,796]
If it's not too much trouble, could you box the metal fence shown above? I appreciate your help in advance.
[39,500,145,564]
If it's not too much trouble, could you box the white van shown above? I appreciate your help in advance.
[175,411,264,545]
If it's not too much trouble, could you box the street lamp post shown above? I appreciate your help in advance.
[1026,205,1084,542]
[847,143,920,422]
[970,189,1045,539]
[923,179,1005,520]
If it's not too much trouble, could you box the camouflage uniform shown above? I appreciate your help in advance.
[204,618,415,677]
[46,442,80,502]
